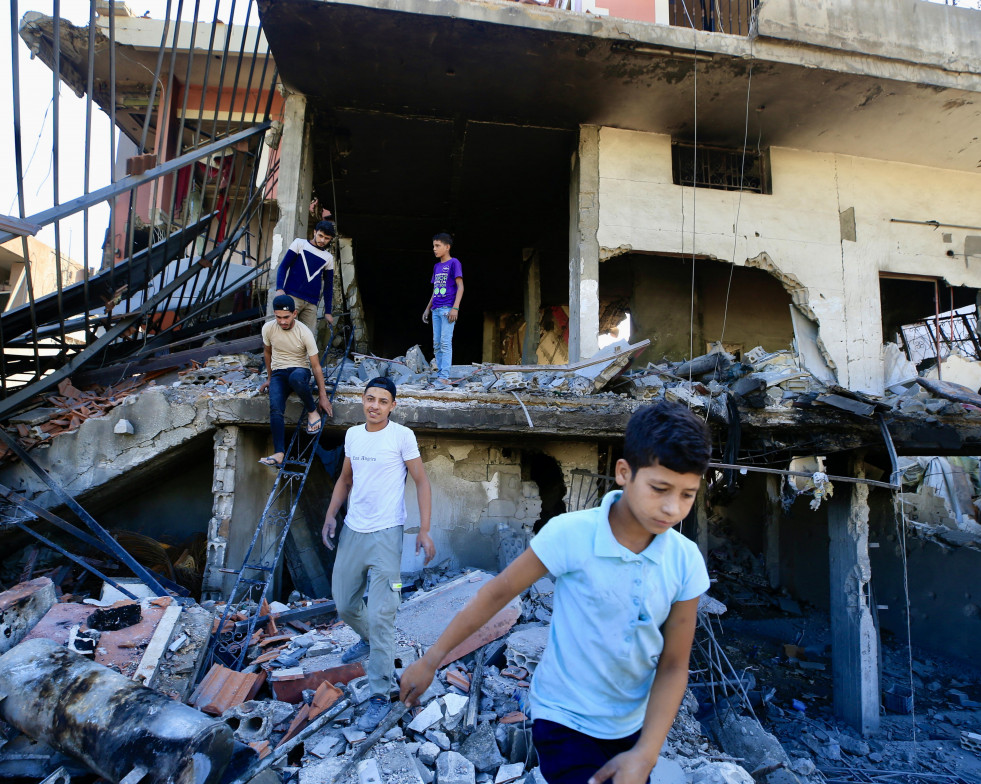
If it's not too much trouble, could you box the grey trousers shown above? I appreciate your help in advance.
[332,524,404,696]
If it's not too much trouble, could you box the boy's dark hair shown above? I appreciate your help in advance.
[623,401,711,476]
[316,220,336,237]
[433,232,453,247]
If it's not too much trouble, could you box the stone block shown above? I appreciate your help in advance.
[416,758,436,784]
[114,418,135,435]
[437,751,476,784]
[650,757,685,784]
[358,759,383,784]
[689,762,755,784]
[425,730,451,751]
[459,723,505,773]
[419,741,442,766]
[408,700,444,733]
[0,577,57,655]
[495,763,525,784]
[442,693,469,719]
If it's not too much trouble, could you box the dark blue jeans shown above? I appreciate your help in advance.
[268,366,316,454]
[532,719,641,784]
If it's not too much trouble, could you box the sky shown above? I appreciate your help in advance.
[0,0,976,269]
[0,0,257,268]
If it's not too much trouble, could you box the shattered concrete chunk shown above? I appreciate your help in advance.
[689,762,755,784]
[419,741,442,766]
[494,763,525,784]
[459,723,506,773]
[650,757,685,784]
[442,693,469,719]
[416,758,436,784]
[505,627,549,674]
[358,758,383,784]
[222,700,274,743]
[436,751,476,784]
[408,700,444,733]
[343,726,368,743]
[425,730,451,751]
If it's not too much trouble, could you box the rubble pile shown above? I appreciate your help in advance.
[0,566,760,784]
[7,332,981,472]
[0,375,162,463]
[692,546,981,784]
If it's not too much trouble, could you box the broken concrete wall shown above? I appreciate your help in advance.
[755,479,981,664]
[86,437,215,543]
[867,490,981,662]
[0,386,216,509]
[595,127,981,394]
[402,437,598,573]
[604,253,795,363]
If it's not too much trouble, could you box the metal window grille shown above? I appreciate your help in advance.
[672,141,771,195]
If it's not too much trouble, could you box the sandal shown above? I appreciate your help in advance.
[258,456,282,468]
[306,416,323,435]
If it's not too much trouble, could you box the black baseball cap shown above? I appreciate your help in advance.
[365,376,397,399]
[272,294,296,312]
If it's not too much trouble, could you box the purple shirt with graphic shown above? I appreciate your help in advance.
[431,257,463,309]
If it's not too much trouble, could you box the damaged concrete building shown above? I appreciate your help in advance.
[3,0,981,781]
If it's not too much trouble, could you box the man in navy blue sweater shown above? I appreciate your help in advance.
[273,220,336,335]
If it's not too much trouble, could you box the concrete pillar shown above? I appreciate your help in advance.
[828,457,880,735]
[521,250,542,365]
[764,475,781,588]
[267,92,313,314]
[337,238,369,351]
[483,313,500,363]
[202,426,239,600]
[569,125,601,363]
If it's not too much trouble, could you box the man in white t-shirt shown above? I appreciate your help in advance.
[322,377,435,730]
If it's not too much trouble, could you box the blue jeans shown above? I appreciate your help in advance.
[431,306,455,380]
[268,367,316,454]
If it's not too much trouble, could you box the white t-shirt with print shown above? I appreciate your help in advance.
[344,421,421,533]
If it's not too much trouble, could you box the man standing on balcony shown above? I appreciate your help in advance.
[273,219,336,335]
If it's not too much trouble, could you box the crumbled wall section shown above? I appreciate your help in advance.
[404,437,599,572]
[0,386,215,509]
[203,426,239,598]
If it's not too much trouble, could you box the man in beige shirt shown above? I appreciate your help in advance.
[258,295,332,467]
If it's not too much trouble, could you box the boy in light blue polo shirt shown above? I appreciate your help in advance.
[400,401,711,784]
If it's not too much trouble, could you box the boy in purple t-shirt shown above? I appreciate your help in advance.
[421,233,464,387]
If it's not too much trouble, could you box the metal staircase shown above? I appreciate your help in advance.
[203,325,353,671]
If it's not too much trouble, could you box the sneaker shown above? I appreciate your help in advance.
[341,638,370,664]
[357,695,392,731]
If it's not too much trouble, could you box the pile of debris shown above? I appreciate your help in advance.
[0,375,161,463]
[0,564,762,784]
